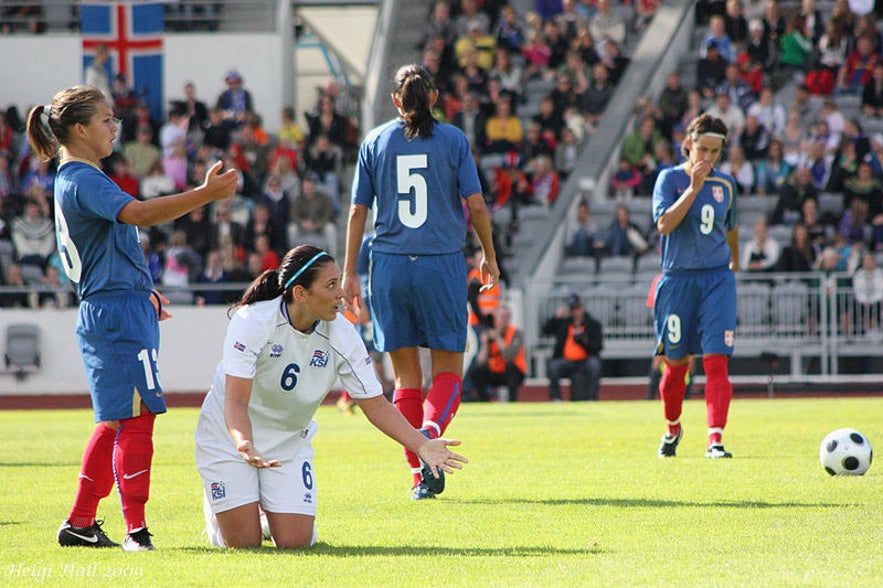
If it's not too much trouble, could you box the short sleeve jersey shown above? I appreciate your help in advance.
[199,298,383,459]
[352,119,482,255]
[652,165,738,272]
[54,161,152,299]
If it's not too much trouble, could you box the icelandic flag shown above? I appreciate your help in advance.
[81,1,164,120]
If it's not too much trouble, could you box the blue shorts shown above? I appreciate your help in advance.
[368,251,467,353]
[77,291,166,422]
[653,266,736,360]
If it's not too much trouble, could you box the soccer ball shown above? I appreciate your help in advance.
[819,428,873,476]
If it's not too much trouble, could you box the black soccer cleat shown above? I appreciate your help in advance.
[658,426,683,458]
[122,527,155,551]
[410,482,437,501]
[57,519,120,548]
[705,444,733,459]
[418,428,445,495]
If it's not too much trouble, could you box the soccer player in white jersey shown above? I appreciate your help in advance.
[651,114,741,459]
[195,245,467,549]
[26,85,237,551]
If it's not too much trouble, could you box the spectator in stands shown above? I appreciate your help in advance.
[781,110,809,167]
[817,19,849,77]
[174,205,214,260]
[484,96,523,154]
[176,81,209,135]
[862,62,883,117]
[590,0,626,51]
[0,263,31,308]
[770,166,819,225]
[543,293,603,402]
[530,155,560,206]
[244,201,285,257]
[11,199,54,269]
[702,15,735,62]
[109,157,139,199]
[802,197,835,248]
[581,62,615,132]
[451,91,486,147]
[717,63,755,112]
[140,160,176,200]
[555,126,580,180]
[194,248,233,306]
[306,93,347,149]
[123,126,161,179]
[723,0,748,48]
[252,232,279,272]
[455,22,497,71]
[565,199,605,259]
[837,35,880,94]
[289,174,336,256]
[305,134,343,211]
[705,92,745,137]
[762,0,786,52]
[611,159,643,199]
[85,44,112,99]
[490,48,524,102]
[599,38,630,85]
[454,0,490,38]
[533,95,565,142]
[162,230,201,304]
[543,19,571,70]
[755,139,791,195]
[279,106,305,150]
[803,139,832,190]
[160,104,189,190]
[211,201,245,257]
[468,306,526,402]
[744,18,773,75]
[775,222,819,272]
[697,42,729,101]
[741,217,780,271]
[844,160,883,216]
[633,0,660,33]
[851,251,883,334]
[778,14,813,74]
[556,0,589,44]
[605,204,648,257]
[203,108,232,154]
[720,144,755,193]
[216,69,254,126]
[837,197,873,247]
[494,4,525,54]
[521,28,552,81]
[737,114,770,162]
[746,87,786,139]
[657,72,689,139]
[558,49,591,95]
[422,1,457,49]
[827,137,861,193]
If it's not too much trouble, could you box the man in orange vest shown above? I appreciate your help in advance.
[542,293,603,401]
[468,306,526,401]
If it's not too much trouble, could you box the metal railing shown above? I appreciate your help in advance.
[525,272,883,378]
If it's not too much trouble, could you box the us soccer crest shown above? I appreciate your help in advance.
[712,185,724,202]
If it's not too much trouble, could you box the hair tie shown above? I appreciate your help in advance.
[43,104,52,118]
[691,131,727,141]
[282,251,328,290]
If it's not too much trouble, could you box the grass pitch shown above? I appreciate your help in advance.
[1,397,881,587]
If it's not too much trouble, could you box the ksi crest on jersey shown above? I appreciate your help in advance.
[712,185,724,202]
[310,349,329,368]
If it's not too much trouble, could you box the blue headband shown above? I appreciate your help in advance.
[282,251,328,290]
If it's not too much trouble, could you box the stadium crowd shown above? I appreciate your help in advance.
[2,0,883,318]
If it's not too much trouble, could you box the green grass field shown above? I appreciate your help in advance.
[1,397,881,587]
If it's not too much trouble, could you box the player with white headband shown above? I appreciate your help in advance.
[650,113,740,460]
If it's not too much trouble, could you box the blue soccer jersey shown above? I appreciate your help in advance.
[352,119,482,255]
[652,166,738,272]
[54,161,153,300]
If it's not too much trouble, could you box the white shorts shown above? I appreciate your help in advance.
[196,420,319,516]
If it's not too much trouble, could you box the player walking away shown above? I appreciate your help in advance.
[651,113,740,459]
[195,245,466,548]
[343,64,499,500]
[26,85,238,550]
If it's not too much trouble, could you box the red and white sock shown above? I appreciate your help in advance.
[422,372,462,437]
[660,361,689,437]
[68,423,118,528]
[703,355,732,446]
[394,388,424,486]
[114,413,156,533]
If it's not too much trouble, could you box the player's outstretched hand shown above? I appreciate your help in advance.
[202,160,238,202]
[417,438,468,479]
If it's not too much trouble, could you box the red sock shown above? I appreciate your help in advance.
[660,361,689,437]
[394,388,424,486]
[68,423,118,528]
[703,355,732,446]
[422,372,462,437]
[114,413,156,533]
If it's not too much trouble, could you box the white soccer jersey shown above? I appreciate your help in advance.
[196,297,382,461]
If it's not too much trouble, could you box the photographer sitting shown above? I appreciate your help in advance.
[468,306,526,402]
[543,293,603,401]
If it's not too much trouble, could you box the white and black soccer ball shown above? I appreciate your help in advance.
[819,428,873,476]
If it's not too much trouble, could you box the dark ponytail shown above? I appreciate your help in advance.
[231,245,334,313]
[394,64,437,140]
[26,85,107,162]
